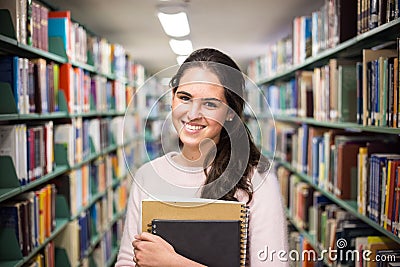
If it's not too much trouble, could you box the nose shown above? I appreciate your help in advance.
[187,99,203,120]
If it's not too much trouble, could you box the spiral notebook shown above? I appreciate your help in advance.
[141,198,249,267]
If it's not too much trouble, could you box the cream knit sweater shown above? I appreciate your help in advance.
[115,152,289,266]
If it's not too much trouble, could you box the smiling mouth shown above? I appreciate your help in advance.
[182,121,206,132]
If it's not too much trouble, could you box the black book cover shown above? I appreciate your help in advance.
[151,219,243,267]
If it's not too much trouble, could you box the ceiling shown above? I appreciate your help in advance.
[43,0,322,76]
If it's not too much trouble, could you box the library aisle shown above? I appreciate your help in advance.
[1,0,400,267]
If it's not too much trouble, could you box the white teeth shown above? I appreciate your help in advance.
[185,124,204,131]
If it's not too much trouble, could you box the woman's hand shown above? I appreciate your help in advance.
[132,232,206,267]
[132,232,176,267]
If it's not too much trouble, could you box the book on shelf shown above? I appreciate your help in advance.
[0,56,20,113]
[39,3,49,52]
[15,192,39,250]
[0,0,27,44]
[78,210,90,258]
[0,184,56,257]
[360,0,388,33]
[368,154,400,229]
[53,127,70,173]
[356,61,363,124]
[357,140,400,216]
[293,181,314,230]
[362,49,397,126]
[31,1,48,51]
[141,198,249,267]
[90,157,108,195]
[277,165,292,208]
[292,15,312,65]
[296,123,309,174]
[0,201,27,255]
[392,57,398,128]
[43,241,55,267]
[288,174,301,218]
[397,38,400,128]
[18,57,29,114]
[310,191,331,243]
[311,136,323,185]
[296,71,313,118]
[53,171,81,218]
[384,159,400,232]
[307,126,327,179]
[54,220,80,267]
[58,66,99,115]
[28,122,54,181]
[0,55,62,115]
[0,124,28,185]
[333,135,381,200]
[48,11,71,59]
[89,118,101,153]
[337,64,358,122]
[59,64,74,114]
[275,122,296,162]
[311,59,358,122]
[322,129,347,192]
[32,58,48,114]
[332,0,358,47]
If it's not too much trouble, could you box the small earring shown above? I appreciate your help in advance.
[226,117,233,122]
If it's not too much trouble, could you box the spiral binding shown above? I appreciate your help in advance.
[146,222,153,233]
[240,204,250,267]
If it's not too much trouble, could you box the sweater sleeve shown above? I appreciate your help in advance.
[115,172,144,267]
[247,171,289,266]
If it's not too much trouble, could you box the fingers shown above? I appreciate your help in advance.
[134,232,160,242]
[132,235,151,251]
[133,254,141,267]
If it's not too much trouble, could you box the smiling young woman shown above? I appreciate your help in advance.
[116,48,288,267]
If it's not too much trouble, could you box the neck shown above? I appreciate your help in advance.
[177,141,217,167]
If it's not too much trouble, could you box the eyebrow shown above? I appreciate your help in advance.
[202,97,222,102]
[176,91,222,102]
[176,91,192,97]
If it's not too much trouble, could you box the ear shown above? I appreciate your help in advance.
[225,111,234,122]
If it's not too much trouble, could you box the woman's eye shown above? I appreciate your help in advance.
[179,96,190,102]
[204,101,218,108]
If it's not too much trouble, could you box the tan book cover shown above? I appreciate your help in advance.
[141,198,248,233]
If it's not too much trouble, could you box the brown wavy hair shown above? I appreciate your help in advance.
[170,48,269,203]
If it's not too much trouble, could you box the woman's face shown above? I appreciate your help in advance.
[171,67,231,150]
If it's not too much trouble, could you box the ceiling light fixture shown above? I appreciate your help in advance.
[157,3,190,38]
[169,39,193,56]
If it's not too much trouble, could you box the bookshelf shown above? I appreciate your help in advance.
[0,218,69,267]
[257,16,400,85]
[271,150,400,245]
[0,2,144,266]
[248,1,400,266]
